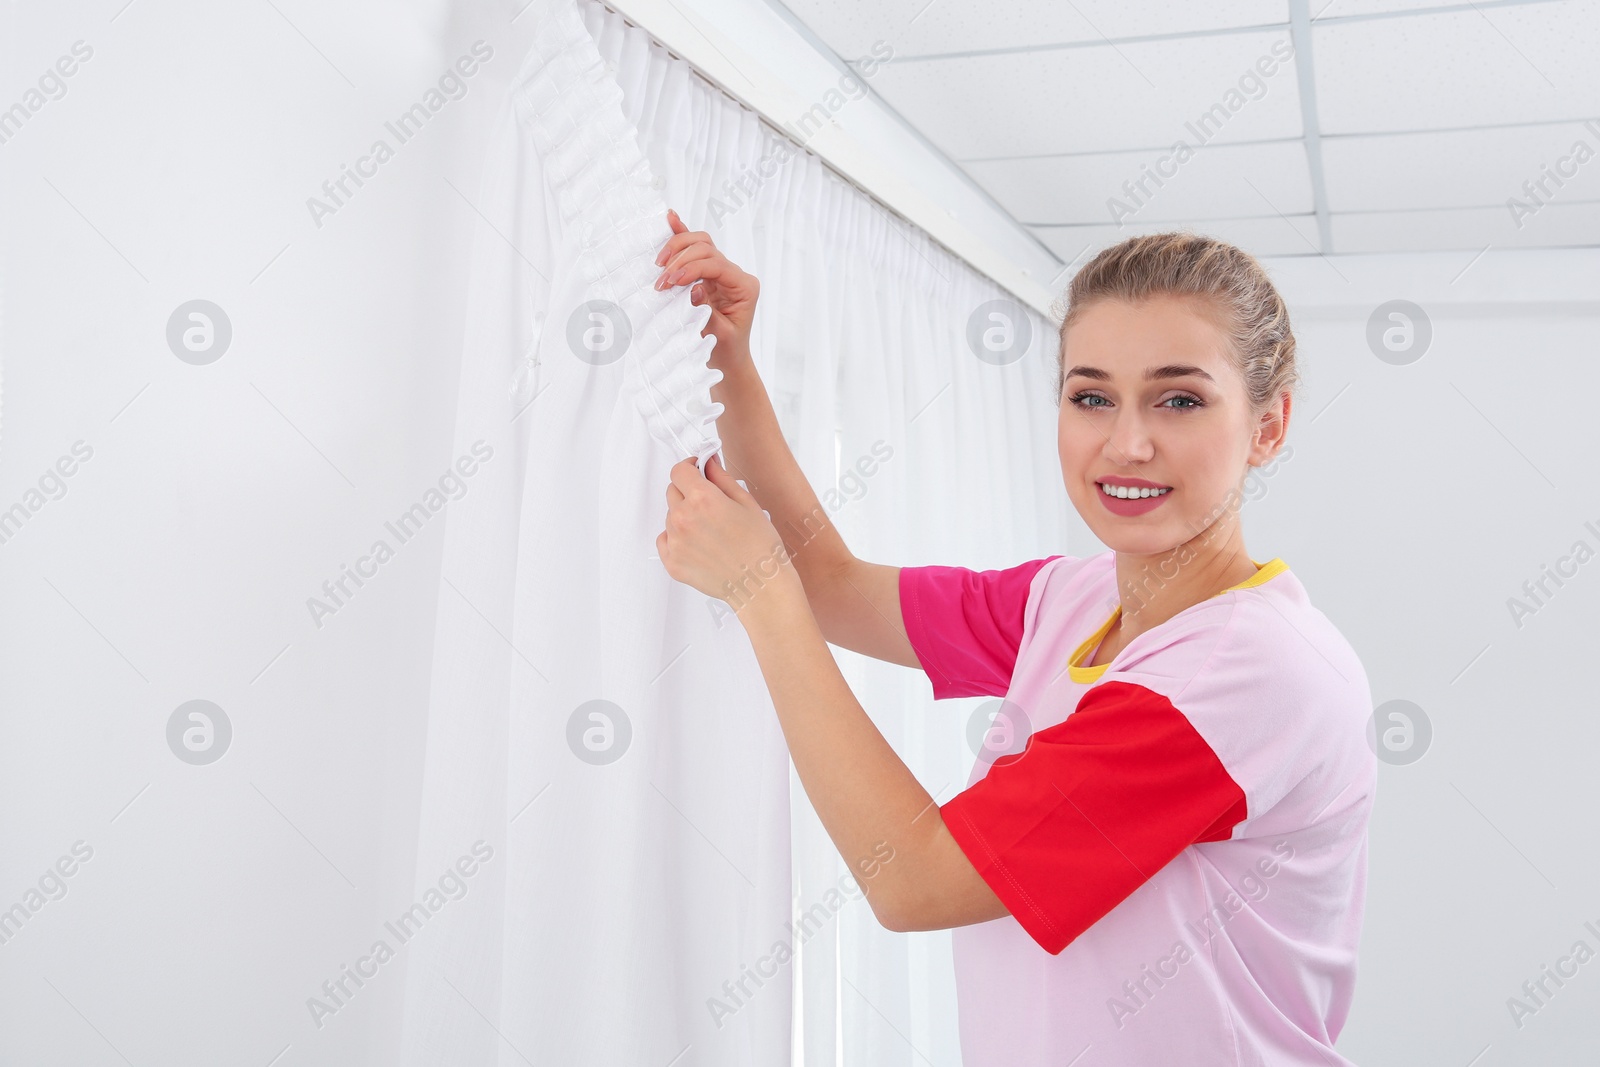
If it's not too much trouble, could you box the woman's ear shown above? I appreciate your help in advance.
[1249,392,1291,464]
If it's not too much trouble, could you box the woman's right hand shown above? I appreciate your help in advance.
[655,208,759,368]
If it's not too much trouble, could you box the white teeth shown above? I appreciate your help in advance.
[1100,482,1171,499]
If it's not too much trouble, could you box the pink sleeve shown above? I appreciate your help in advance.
[897,556,1064,699]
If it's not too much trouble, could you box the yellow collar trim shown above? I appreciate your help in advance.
[1065,558,1289,684]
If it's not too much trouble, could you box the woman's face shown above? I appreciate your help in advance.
[1057,293,1284,556]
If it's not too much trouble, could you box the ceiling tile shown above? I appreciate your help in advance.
[781,0,1288,60]
[1332,200,1600,252]
[1311,0,1532,16]
[866,28,1302,159]
[966,141,1314,225]
[1315,1,1600,133]
[1323,122,1600,212]
[1033,213,1322,266]
[773,0,1600,260]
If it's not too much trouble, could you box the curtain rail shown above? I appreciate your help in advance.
[587,0,1063,319]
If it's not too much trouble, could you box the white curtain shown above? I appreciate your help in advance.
[399,1,1068,1063]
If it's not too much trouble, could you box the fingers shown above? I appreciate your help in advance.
[705,453,734,489]
[704,454,758,507]
[655,226,712,268]
[656,250,728,291]
[666,455,708,497]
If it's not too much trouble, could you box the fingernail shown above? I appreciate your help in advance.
[655,248,666,266]
[667,270,682,285]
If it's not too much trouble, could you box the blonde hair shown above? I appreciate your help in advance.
[1053,233,1300,421]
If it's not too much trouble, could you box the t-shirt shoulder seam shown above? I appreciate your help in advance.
[1171,594,1243,707]
[1022,554,1072,635]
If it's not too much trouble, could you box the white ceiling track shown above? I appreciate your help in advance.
[592,0,1066,319]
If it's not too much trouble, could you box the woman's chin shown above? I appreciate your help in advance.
[1085,522,1184,557]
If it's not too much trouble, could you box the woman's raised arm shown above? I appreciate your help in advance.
[656,209,919,669]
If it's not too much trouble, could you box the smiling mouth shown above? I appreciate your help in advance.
[1097,482,1172,499]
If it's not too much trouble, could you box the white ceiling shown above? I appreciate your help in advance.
[777,0,1600,267]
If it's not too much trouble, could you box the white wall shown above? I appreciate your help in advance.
[1222,249,1600,1066]
[1,1,535,1063]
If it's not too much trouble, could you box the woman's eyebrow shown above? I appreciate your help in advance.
[1064,364,1216,383]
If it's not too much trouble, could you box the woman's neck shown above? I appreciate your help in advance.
[1110,521,1259,639]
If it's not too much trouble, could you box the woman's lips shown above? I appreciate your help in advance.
[1096,482,1172,517]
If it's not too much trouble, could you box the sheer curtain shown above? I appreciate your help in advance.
[401,1,1068,1063]
[397,1,788,1064]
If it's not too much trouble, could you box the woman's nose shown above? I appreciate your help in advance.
[1103,413,1156,463]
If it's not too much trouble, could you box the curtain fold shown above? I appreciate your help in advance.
[402,1,1067,1063]
[400,2,788,1064]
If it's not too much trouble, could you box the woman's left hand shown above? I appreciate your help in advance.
[658,454,799,613]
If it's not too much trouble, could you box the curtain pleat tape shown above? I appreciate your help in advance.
[513,0,726,470]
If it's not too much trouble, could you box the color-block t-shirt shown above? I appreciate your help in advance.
[899,551,1376,1067]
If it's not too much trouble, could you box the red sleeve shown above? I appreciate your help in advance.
[898,556,1064,700]
[938,680,1249,955]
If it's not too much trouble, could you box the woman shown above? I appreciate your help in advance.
[653,208,1375,1066]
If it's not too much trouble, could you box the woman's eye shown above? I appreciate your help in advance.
[1069,392,1202,410]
